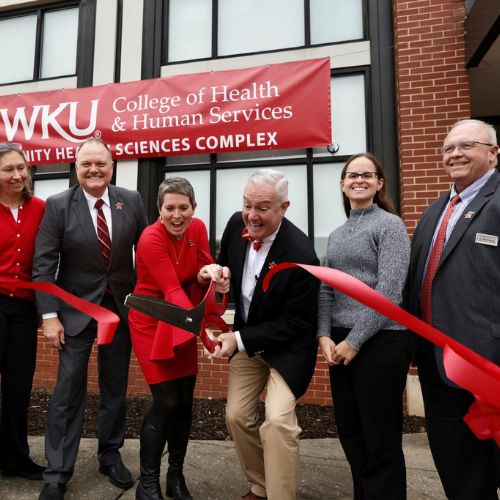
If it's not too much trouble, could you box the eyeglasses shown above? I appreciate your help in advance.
[345,171,378,180]
[440,141,494,155]
[0,142,23,153]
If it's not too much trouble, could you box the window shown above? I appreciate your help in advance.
[33,164,70,200]
[0,15,37,84]
[218,0,304,56]
[314,72,367,157]
[310,0,363,45]
[40,8,79,79]
[313,162,346,264]
[33,178,70,200]
[0,5,79,85]
[165,0,365,63]
[167,0,212,62]
[160,70,368,261]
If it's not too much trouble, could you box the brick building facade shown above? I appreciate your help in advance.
[1,0,496,409]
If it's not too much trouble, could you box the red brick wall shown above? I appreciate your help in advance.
[35,331,331,405]
[32,0,471,407]
[394,0,470,235]
[394,0,470,379]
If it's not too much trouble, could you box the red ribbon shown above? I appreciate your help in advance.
[0,280,119,345]
[200,280,229,353]
[263,263,500,446]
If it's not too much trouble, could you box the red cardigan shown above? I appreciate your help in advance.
[130,218,213,361]
[0,196,45,301]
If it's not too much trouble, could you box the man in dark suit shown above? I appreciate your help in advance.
[32,138,148,500]
[214,169,319,500]
[406,119,500,499]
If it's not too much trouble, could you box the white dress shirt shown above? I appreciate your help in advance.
[235,226,279,352]
[82,187,113,240]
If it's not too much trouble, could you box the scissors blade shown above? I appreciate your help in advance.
[124,294,205,336]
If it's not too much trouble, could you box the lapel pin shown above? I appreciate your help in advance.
[114,201,124,210]
[188,240,194,247]
[268,261,277,270]
[464,211,475,219]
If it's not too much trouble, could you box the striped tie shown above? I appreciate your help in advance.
[95,198,111,266]
[420,195,460,323]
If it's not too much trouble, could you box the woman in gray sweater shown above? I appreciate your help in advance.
[317,153,411,500]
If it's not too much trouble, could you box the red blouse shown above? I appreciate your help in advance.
[131,218,213,361]
[0,196,45,301]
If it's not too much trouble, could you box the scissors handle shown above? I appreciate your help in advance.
[201,329,222,353]
[201,312,229,353]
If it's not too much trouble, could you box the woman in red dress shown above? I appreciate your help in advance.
[129,177,229,500]
[0,142,45,480]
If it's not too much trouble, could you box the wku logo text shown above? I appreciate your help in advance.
[0,99,99,143]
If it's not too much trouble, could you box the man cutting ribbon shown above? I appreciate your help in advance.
[213,169,319,500]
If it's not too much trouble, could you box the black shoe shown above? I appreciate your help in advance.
[38,483,66,500]
[136,479,164,499]
[1,460,45,480]
[99,458,134,489]
[166,470,192,500]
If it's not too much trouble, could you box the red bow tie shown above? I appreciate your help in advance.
[242,229,263,251]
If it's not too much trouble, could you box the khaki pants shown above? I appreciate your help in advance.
[225,352,301,500]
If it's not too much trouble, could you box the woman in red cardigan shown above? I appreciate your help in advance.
[0,142,46,480]
[129,177,229,500]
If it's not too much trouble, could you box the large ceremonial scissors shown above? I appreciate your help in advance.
[124,280,228,353]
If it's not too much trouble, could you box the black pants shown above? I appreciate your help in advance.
[0,294,38,469]
[418,340,500,500]
[43,295,131,484]
[329,328,410,500]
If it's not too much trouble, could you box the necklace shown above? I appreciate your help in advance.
[347,209,365,235]
[170,237,185,265]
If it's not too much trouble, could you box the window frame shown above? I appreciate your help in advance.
[161,0,368,65]
[141,0,399,258]
[0,0,80,86]
[155,65,371,257]
[31,162,71,201]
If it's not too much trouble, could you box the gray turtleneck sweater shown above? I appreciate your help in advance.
[317,204,410,351]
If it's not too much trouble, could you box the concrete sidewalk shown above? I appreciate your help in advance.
[1,434,445,499]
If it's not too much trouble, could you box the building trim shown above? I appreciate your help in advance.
[465,0,500,67]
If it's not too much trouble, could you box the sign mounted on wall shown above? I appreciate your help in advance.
[0,58,331,166]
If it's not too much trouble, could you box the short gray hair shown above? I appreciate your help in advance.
[246,168,288,203]
[157,177,196,210]
[449,119,497,145]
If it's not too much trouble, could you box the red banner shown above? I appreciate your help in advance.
[0,58,331,166]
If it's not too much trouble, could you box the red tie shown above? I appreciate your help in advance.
[420,195,460,323]
[95,199,111,265]
[242,228,263,251]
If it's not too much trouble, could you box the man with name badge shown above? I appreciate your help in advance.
[406,119,500,499]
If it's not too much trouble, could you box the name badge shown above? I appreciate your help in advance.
[475,233,499,247]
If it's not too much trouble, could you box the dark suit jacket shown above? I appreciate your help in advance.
[406,169,500,381]
[218,213,319,398]
[33,184,148,336]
